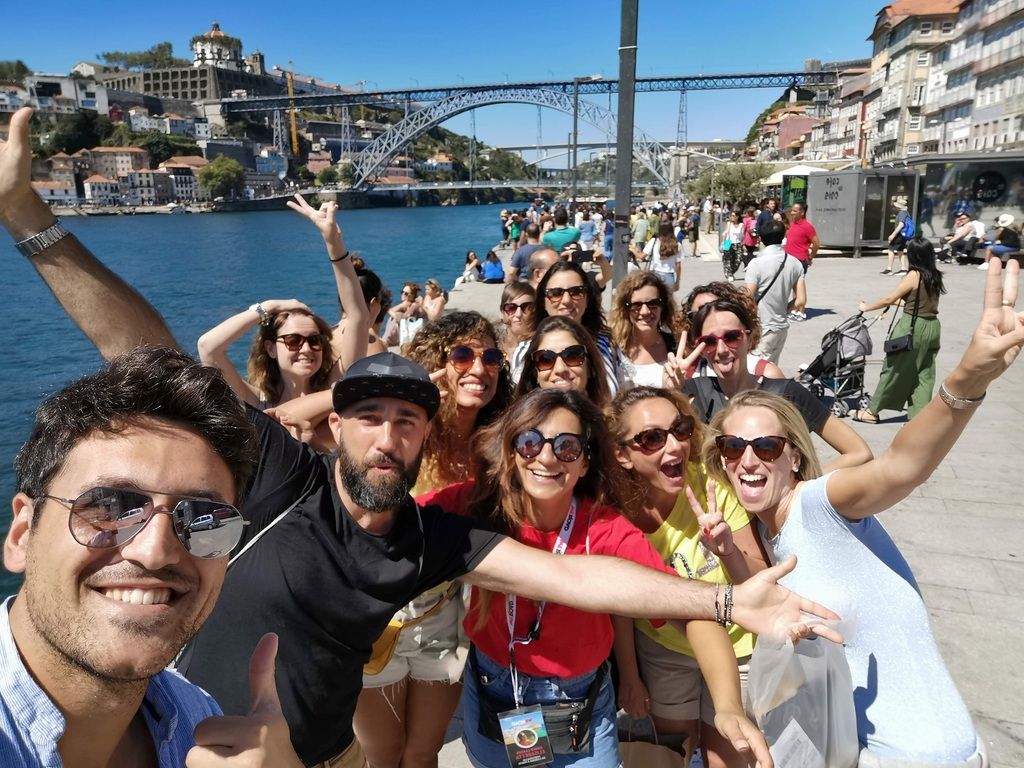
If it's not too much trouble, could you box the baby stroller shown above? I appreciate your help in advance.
[798,312,879,417]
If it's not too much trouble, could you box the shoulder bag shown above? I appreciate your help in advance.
[883,282,920,355]
[755,252,790,304]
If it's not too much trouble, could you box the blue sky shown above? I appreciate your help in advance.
[1,1,882,156]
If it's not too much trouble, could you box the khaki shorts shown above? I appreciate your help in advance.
[755,328,788,365]
[635,630,749,726]
[362,585,469,688]
[313,737,366,768]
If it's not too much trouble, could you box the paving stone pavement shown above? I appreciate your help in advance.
[432,239,1024,768]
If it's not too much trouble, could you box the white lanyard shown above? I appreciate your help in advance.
[505,498,577,707]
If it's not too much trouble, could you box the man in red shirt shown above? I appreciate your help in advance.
[784,202,819,321]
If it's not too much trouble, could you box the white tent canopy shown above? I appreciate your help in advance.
[762,164,827,186]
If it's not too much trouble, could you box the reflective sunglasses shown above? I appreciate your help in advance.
[544,285,588,301]
[696,329,748,349]
[628,299,663,314]
[276,333,325,352]
[501,301,534,316]
[513,429,585,462]
[715,435,789,461]
[448,344,505,374]
[532,344,587,371]
[38,486,247,558]
[626,415,695,453]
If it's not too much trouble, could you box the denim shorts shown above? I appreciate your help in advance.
[461,647,622,768]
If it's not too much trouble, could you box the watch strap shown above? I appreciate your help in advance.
[15,220,70,258]
[938,383,985,410]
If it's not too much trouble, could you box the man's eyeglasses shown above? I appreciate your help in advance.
[531,345,587,371]
[38,487,247,558]
[448,345,505,375]
[501,301,534,317]
[513,429,585,463]
[276,333,325,352]
[716,435,789,462]
[544,285,588,301]
[695,329,748,349]
[626,416,695,453]
[627,299,662,314]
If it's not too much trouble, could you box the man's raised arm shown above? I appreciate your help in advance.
[0,108,176,359]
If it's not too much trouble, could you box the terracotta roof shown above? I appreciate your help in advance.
[870,0,960,38]
[31,181,74,190]
[163,155,207,167]
[84,174,117,183]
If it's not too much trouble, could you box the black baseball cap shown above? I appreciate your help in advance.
[332,352,441,419]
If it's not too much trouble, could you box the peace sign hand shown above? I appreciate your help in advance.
[286,194,345,246]
[954,258,1024,394]
[686,480,735,557]
[662,339,706,390]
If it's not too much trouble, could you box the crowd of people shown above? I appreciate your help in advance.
[1,103,1022,768]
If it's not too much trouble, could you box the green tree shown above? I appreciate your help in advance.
[198,155,246,199]
[0,60,31,86]
[103,123,135,147]
[98,42,188,71]
[44,112,113,155]
[316,165,339,186]
[337,163,355,186]
[296,164,314,183]
[687,162,771,205]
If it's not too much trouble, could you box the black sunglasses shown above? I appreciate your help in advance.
[448,344,505,374]
[513,429,585,463]
[716,435,789,461]
[276,333,325,352]
[532,345,587,371]
[38,486,247,558]
[627,415,696,453]
[501,301,534,316]
[627,299,662,314]
[544,285,588,301]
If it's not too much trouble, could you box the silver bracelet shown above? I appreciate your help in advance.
[938,383,985,410]
[15,220,71,258]
[248,303,270,326]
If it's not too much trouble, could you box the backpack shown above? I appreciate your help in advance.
[901,215,915,239]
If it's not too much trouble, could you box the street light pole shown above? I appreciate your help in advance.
[571,75,602,214]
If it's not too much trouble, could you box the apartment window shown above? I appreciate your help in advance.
[942,21,955,34]
[909,114,923,130]
[912,83,926,103]
[920,21,933,35]
[917,51,930,65]
[906,144,921,155]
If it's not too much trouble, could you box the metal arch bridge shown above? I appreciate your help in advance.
[222,71,838,191]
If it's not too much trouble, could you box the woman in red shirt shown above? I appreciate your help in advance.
[420,388,768,767]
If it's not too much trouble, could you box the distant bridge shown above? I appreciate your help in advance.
[222,72,836,191]
[320,179,658,193]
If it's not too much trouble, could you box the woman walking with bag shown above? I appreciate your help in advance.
[853,238,945,423]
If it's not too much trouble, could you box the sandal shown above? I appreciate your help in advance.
[850,409,879,424]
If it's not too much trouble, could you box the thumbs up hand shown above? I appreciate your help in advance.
[186,633,303,767]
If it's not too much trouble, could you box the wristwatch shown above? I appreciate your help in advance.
[938,383,985,410]
[248,303,270,326]
[15,220,71,258]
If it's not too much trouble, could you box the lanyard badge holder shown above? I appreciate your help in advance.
[496,500,577,768]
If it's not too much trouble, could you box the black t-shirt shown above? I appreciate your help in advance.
[683,376,829,434]
[999,228,1021,249]
[179,407,503,764]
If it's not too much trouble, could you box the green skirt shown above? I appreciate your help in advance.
[871,313,940,419]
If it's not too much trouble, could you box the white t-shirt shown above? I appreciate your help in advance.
[643,238,680,278]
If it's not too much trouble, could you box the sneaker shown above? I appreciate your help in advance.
[879,268,892,275]
[894,269,908,275]
[977,262,990,270]
[788,311,806,322]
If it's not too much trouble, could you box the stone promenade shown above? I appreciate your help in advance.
[434,241,1024,768]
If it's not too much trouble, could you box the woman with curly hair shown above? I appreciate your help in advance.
[607,386,768,767]
[511,260,625,395]
[610,271,685,389]
[497,282,536,358]
[514,316,611,407]
[417,389,771,768]
[354,311,512,768]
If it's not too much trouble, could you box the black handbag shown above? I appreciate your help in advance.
[471,651,608,754]
[883,282,920,356]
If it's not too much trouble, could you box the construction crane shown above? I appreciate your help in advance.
[272,64,301,157]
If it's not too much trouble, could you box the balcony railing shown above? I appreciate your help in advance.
[934,82,976,110]
[921,124,945,142]
[974,45,1024,75]
[881,90,904,112]
[980,0,1024,29]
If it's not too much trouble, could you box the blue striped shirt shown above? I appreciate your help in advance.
[0,596,222,766]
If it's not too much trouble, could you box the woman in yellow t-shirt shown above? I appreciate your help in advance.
[607,385,769,768]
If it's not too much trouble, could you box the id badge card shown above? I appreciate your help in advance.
[498,704,554,767]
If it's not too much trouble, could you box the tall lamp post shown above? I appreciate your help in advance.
[571,74,602,212]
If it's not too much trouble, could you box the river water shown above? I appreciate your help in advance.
[0,201,515,593]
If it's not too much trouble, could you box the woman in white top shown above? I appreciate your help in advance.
[636,223,682,290]
[722,211,745,282]
[611,271,684,389]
